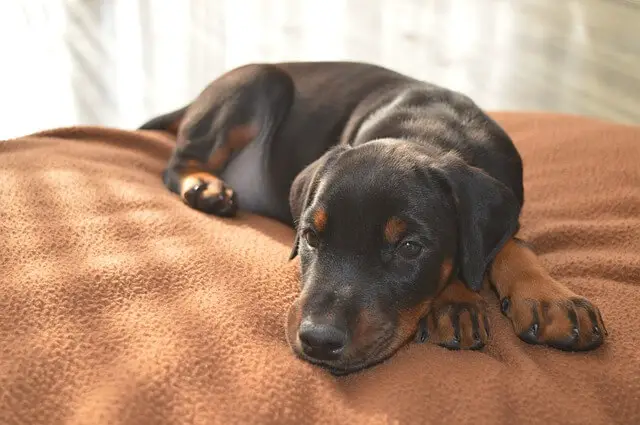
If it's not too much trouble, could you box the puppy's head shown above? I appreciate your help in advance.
[286,140,520,375]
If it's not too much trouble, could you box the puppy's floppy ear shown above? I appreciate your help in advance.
[434,152,521,291]
[288,146,349,259]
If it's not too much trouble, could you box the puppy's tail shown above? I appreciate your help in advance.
[138,105,189,134]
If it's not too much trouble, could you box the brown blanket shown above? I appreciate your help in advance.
[1,113,639,425]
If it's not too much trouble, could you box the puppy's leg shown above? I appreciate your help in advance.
[421,279,490,350]
[490,238,607,351]
[163,64,294,215]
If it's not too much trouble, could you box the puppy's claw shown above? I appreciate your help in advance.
[520,322,540,345]
[506,293,606,351]
[415,318,429,343]
[500,297,511,315]
[424,281,490,351]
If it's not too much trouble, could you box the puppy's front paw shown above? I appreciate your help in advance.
[418,280,490,350]
[500,283,607,351]
[181,173,238,216]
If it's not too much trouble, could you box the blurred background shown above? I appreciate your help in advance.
[0,0,639,140]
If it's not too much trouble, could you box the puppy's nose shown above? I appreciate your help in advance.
[298,320,347,360]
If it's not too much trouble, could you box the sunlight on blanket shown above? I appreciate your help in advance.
[149,237,195,263]
[41,168,91,211]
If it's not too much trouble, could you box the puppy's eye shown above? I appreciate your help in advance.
[396,241,422,259]
[303,229,320,248]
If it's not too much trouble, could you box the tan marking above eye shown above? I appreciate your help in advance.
[384,217,407,244]
[313,208,328,231]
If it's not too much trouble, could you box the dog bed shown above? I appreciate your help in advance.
[1,112,639,425]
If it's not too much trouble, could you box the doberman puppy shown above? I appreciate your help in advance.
[140,62,607,375]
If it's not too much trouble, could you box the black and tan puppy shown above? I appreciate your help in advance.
[140,62,607,375]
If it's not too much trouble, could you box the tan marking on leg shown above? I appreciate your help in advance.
[172,123,256,209]
[204,124,258,171]
[490,238,606,350]
[395,298,433,345]
[206,145,232,171]
[227,123,259,148]
[491,238,572,299]
[436,279,484,305]
[426,279,489,350]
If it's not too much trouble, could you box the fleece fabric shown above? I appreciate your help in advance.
[1,112,639,425]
